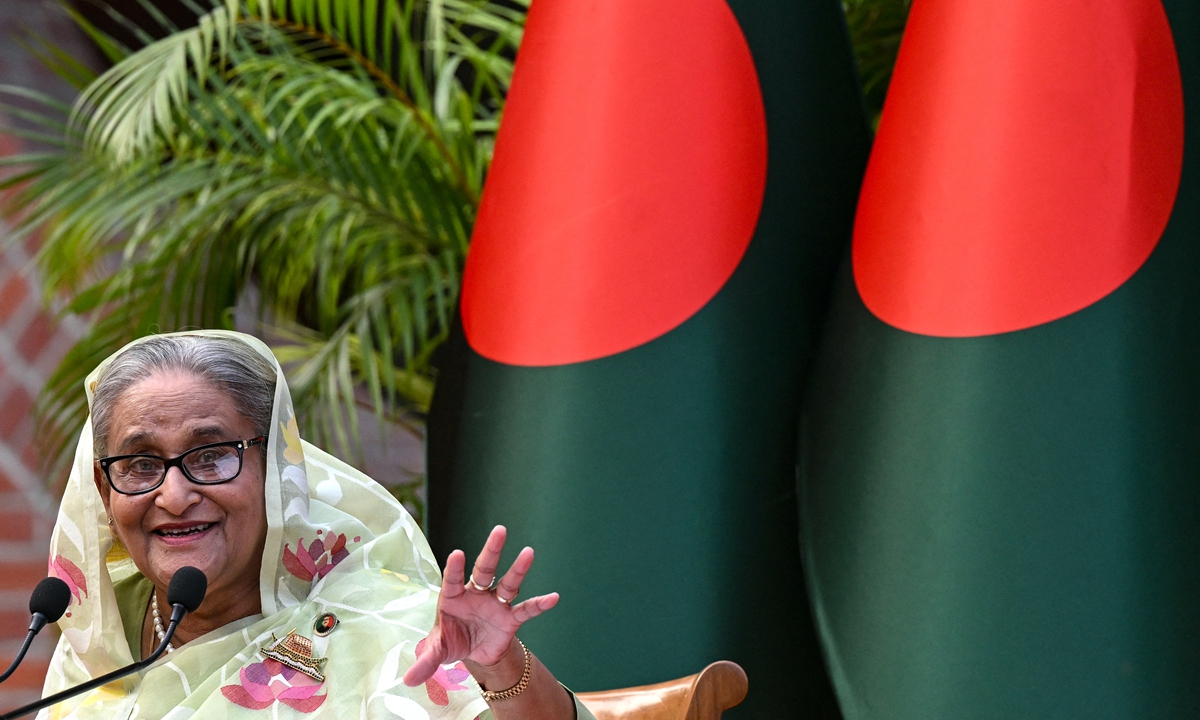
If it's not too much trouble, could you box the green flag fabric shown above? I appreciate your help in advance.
[801,0,1199,717]
[427,0,869,717]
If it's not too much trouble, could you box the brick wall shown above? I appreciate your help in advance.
[0,2,94,708]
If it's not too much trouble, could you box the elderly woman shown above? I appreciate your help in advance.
[43,330,594,720]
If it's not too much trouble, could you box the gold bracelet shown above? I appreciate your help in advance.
[480,640,532,702]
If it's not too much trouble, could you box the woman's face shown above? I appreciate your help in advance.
[94,370,268,614]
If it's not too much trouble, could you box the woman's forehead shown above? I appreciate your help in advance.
[107,372,251,450]
[114,423,236,450]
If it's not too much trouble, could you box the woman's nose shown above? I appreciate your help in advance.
[155,467,201,514]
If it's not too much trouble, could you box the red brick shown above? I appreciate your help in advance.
[0,657,50,691]
[0,468,13,491]
[11,412,34,444]
[0,611,32,641]
[0,274,29,324]
[0,388,33,440]
[0,512,33,542]
[0,564,51,597]
[17,311,55,363]
[22,227,44,257]
[0,131,19,158]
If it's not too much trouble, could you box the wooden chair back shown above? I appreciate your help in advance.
[577,661,748,720]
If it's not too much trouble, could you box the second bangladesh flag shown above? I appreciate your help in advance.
[802,0,1199,717]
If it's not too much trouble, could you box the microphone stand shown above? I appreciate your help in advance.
[0,614,52,684]
[1,578,71,686]
[0,612,54,686]
[0,606,185,720]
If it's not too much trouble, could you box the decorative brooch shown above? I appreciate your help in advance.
[262,630,327,682]
[314,612,338,637]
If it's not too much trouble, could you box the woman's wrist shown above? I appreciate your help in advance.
[464,637,527,694]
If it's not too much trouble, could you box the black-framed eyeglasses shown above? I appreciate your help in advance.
[98,437,267,496]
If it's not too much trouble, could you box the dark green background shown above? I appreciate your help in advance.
[427,0,870,716]
[800,2,1200,717]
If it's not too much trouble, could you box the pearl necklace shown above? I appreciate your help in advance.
[150,594,175,654]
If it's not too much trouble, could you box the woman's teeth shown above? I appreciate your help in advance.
[157,523,214,537]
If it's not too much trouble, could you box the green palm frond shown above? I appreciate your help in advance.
[73,1,238,163]
[843,0,911,124]
[1,0,524,482]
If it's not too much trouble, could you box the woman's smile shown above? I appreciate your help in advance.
[152,521,218,543]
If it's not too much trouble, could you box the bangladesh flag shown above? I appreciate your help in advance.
[427,0,869,716]
[802,0,1199,718]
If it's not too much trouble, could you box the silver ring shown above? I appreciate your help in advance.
[467,575,496,592]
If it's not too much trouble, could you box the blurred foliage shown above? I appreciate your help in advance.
[0,0,523,488]
[844,0,911,125]
[0,0,908,491]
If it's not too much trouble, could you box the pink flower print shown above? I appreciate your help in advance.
[49,555,87,605]
[415,637,471,706]
[282,533,351,582]
[221,658,327,712]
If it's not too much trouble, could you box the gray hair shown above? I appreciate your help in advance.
[92,335,276,457]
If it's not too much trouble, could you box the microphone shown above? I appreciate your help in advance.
[166,566,207,623]
[0,578,72,684]
[0,567,207,720]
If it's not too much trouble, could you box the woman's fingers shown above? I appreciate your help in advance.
[429,538,558,669]
[442,549,468,599]
[402,632,448,686]
[510,592,559,624]
[495,546,534,603]
[467,525,507,588]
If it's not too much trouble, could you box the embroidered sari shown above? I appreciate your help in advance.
[41,330,592,720]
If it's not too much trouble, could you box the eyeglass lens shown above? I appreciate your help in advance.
[108,444,243,493]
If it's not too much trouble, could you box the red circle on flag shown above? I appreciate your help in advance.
[461,0,767,366]
[853,0,1184,337]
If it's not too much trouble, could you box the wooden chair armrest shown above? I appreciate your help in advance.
[577,661,748,720]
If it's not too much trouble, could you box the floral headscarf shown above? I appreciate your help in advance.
[41,330,489,720]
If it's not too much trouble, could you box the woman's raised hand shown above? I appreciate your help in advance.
[402,525,559,686]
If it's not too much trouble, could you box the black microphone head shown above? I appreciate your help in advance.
[167,566,207,612]
[30,577,71,622]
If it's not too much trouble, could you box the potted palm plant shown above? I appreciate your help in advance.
[1,0,524,496]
